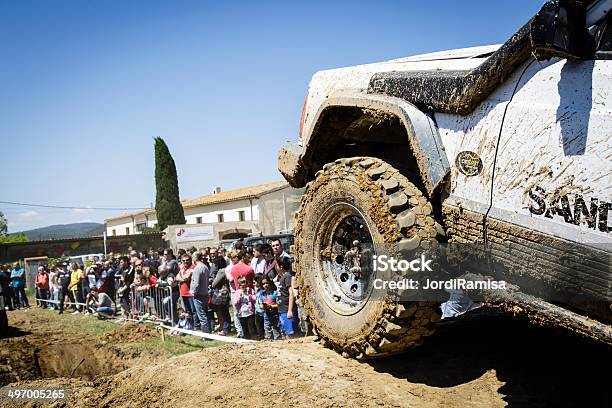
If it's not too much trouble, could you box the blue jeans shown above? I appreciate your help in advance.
[264,311,281,340]
[232,302,244,337]
[192,294,210,333]
[15,286,29,308]
[163,292,179,324]
[182,296,200,328]
[214,304,231,335]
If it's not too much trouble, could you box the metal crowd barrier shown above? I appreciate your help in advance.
[129,285,174,323]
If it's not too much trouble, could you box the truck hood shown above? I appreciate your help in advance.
[300,44,502,146]
[388,44,501,62]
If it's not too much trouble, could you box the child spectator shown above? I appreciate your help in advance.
[253,275,265,340]
[277,257,301,338]
[232,277,257,339]
[171,308,194,336]
[258,277,281,340]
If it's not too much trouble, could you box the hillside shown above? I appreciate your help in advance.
[11,222,105,241]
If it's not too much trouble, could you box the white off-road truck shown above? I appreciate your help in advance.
[279,0,611,358]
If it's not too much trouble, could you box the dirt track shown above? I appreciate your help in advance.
[1,308,610,407]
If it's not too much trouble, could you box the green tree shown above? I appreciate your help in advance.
[0,234,28,243]
[0,210,6,235]
[154,137,186,230]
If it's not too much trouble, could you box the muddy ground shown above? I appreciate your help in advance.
[1,307,610,407]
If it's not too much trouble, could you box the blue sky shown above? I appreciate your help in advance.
[0,0,542,232]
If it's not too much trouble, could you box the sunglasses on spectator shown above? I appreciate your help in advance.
[181,259,191,263]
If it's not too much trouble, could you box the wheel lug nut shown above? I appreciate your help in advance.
[333,294,341,302]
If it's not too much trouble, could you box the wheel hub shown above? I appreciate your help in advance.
[316,203,376,314]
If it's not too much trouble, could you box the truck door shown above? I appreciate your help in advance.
[488,14,612,313]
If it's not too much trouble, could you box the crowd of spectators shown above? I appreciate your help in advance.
[0,238,308,341]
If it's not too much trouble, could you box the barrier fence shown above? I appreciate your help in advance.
[32,288,253,344]
[129,285,174,324]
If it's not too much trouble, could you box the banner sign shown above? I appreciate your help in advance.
[175,226,214,243]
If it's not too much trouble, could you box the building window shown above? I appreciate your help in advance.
[217,214,224,223]
[126,227,130,235]
[136,223,146,232]
[196,217,202,224]
[112,229,116,236]
[238,210,245,221]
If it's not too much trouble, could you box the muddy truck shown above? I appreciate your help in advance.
[278,0,612,358]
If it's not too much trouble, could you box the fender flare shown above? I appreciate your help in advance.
[278,91,450,197]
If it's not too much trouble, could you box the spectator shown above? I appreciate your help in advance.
[10,262,29,309]
[250,244,267,276]
[48,265,60,310]
[258,276,281,340]
[277,257,300,338]
[293,270,309,336]
[225,250,243,338]
[34,266,50,308]
[84,265,98,300]
[218,247,230,267]
[56,263,71,314]
[253,275,265,340]
[171,308,193,335]
[231,250,255,291]
[232,277,256,339]
[176,254,198,329]
[98,261,115,301]
[234,240,245,252]
[272,239,290,261]
[261,244,277,280]
[210,257,231,336]
[190,252,211,334]
[117,256,135,320]
[85,287,115,319]
[0,265,15,310]
[161,249,179,276]
[156,264,180,324]
[68,263,85,314]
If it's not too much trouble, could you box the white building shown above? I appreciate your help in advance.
[105,181,302,242]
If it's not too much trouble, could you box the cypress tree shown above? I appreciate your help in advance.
[154,137,186,230]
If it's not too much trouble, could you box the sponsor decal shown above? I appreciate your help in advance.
[528,186,610,233]
[455,151,483,176]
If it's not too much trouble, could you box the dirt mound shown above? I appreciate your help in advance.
[0,313,154,387]
[4,307,611,407]
[103,323,155,343]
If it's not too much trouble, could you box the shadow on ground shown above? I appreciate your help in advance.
[369,310,611,407]
[0,326,32,339]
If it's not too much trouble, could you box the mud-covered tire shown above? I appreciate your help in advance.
[294,157,441,358]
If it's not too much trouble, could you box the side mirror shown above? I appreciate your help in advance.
[530,0,588,60]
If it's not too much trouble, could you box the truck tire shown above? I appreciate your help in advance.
[294,156,441,358]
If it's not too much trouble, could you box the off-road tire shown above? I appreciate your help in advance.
[294,156,442,358]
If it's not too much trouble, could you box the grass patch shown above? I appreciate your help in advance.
[141,333,224,355]
[23,292,224,355]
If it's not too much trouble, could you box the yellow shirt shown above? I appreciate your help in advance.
[68,269,83,291]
